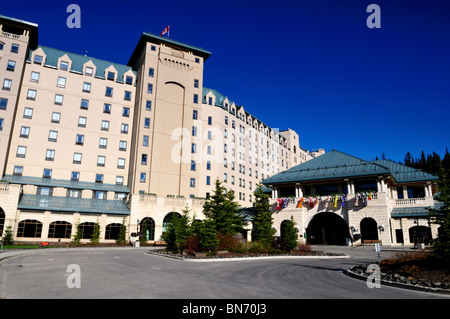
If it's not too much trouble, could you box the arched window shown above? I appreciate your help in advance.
[17,219,43,238]
[0,208,5,237]
[105,223,124,240]
[79,222,96,239]
[162,212,182,232]
[48,221,72,238]
[140,217,155,241]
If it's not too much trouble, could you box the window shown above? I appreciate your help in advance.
[140,173,146,183]
[208,116,212,125]
[107,72,115,81]
[117,158,125,169]
[73,153,82,164]
[146,100,152,111]
[121,123,128,134]
[2,79,12,90]
[97,156,106,167]
[81,99,89,109]
[193,94,198,104]
[30,71,40,82]
[0,98,7,110]
[124,91,132,101]
[75,134,84,145]
[99,137,108,149]
[119,140,127,151]
[103,103,111,113]
[85,67,93,76]
[194,79,199,88]
[190,178,195,188]
[13,166,23,176]
[208,97,212,105]
[51,112,61,123]
[78,116,87,127]
[207,161,211,170]
[71,171,80,181]
[116,176,124,185]
[225,116,228,125]
[7,60,16,71]
[37,186,53,196]
[224,173,228,183]
[48,130,58,142]
[149,68,154,77]
[192,126,197,136]
[57,77,66,88]
[34,55,43,65]
[0,118,3,131]
[195,57,200,63]
[143,135,149,147]
[206,176,211,185]
[67,189,82,198]
[43,168,52,179]
[83,82,91,93]
[147,84,153,94]
[191,160,196,171]
[151,45,156,51]
[94,191,106,200]
[191,143,196,154]
[16,146,27,158]
[27,89,36,100]
[54,94,63,105]
[20,126,30,138]
[105,87,113,97]
[193,110,198,119]
[11,44,20,53]
[122,107,130,117]
[125,76,133,85]
[101,120,109,131]
[0,42,3,50]
[95,174,104,183]
[141,154,148,165]
[22,108,33,120]
[60,61,69,71]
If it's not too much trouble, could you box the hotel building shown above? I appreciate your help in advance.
[0,15,323,243]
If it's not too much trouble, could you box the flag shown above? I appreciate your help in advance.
[283,198,288,208]
[161,25,170,37]
[276,198,282,210]
[342,195,345,208]
[297,198,304,208]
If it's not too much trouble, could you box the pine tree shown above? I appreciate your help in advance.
[280,216,299,252]
[404,151,413,167]
[429,167,450,265]
[252,184,276,249]
[203,179,245,235]
[116,217,127,244]
[198,219,219,252]
[91,218,101,244]
[3,224,14,245]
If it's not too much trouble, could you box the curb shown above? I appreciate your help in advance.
[345,268,450,296]
[146,250,351,262]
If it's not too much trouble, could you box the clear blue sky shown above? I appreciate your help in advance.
[2,0,449,163]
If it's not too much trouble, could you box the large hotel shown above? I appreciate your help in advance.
[0,15,441,246]
[0,15,323,243]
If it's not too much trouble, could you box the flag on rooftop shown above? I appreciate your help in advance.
[161,25,170,37]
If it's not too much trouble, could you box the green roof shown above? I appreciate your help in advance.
[3,175,130,193]
[18,195,130,215]
[29,46,136,82]
[262,150,439,185]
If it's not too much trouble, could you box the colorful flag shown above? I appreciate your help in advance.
[161,25,170,37]
[283,198,288,208]
[342,195,345,208]
[297,198,304,208]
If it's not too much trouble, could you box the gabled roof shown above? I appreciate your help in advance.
[262,150,438,185]
[29,46,136,82]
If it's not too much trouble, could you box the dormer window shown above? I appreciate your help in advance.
[125,76,133,85]
[85,66,93,76]
[107,71,115,81]
[60,61,69,71]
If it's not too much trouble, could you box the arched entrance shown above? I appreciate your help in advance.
[163,212,182,232]
[140,217,155,241]
[409,225,431,245]
[306,212,348,245]
[360,217,379,242]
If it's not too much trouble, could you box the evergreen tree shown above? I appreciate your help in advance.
[162,216,178,252]
[429,167,450,265]
[280,216,299,252]
[175,206,192,252]
[203,179,245,235]
[2,224,14,245]
[198,219,219,252]
[91,218,101,244]
[72,219,82,245]
[404,151,413,167]
[116,217,127,244]
[252,184,276,249]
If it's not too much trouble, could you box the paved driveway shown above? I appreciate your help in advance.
[0,246,448,299]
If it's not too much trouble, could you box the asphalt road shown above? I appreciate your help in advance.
[0,246,448,300]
